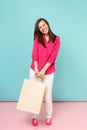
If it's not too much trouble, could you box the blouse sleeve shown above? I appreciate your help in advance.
[32,37,38,61]
[47,36,60,64]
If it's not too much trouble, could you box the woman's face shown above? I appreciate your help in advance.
[38,20,49,35]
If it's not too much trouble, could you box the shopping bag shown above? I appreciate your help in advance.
[17,79,46,114]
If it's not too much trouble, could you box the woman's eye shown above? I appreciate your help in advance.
[39,26,42,29]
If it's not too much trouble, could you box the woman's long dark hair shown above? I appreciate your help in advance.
[34,18,56,48]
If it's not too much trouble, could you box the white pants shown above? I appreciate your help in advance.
[29,68,54,118]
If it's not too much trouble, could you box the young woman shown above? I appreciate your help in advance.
[29,18,60,127]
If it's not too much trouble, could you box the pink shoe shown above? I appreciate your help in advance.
[32,118,39,128]
[46,118,52,127]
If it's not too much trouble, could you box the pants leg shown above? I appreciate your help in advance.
[29,68,38,118]
[43,73,54,118]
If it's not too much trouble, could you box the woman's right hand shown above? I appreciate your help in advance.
[35,67,39,77]
[34,61,39,78]
[34,61,44,80]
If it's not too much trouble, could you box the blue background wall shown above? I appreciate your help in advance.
[0,0,87,101]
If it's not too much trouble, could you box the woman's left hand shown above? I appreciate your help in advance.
[36,69,45,80]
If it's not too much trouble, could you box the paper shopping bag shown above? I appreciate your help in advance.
[17,79,46,114]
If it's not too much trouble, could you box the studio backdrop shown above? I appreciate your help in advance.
[0,0,87,101]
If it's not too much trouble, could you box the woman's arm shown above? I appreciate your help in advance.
[36,62,51,79]
[34,61,39,74]
[40,62,51,74]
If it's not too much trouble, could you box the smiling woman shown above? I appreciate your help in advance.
[0,0,87,121]
[29,18,60,128]
[38,20,49,36]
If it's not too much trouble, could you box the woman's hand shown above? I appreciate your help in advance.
[36,69,45,80]
[37,62,51,79]
[34,67,39,78]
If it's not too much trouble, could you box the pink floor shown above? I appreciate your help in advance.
[0,102,87,130]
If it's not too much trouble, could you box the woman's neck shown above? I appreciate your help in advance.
[44,35,49,42]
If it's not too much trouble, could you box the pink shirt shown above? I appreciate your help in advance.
[30,36,60,74]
